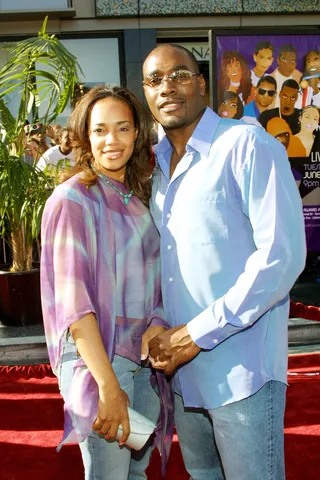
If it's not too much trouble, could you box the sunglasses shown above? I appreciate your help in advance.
[258,88,276,97]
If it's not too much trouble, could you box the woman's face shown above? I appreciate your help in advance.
[89,97,137,181]
[226,58,242,83]
[300,108,319,132]
[218,97,238,118]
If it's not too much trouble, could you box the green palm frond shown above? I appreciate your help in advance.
[0,17,81,271]
[0,16,82,154]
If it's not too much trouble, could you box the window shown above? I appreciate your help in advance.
[0,0,70,9]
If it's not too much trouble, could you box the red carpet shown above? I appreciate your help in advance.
[0,354,319,480]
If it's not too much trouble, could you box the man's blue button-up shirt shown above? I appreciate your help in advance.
[151,108,306,410]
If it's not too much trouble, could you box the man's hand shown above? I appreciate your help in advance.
[141,325,168,361]
[148,325,201,375]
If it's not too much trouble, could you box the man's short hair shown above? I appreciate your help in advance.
[281,79,299,91]
[257,75,277,89]
[278,44,297,58]
[254,41,274,55]
[149,43,200,73]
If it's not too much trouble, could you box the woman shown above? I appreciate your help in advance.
[40,85,171,479]
[295,105,320,156]
[218,91,244,119]
[218,50,255,105]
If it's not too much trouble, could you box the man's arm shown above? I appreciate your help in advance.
[188,128,306,349]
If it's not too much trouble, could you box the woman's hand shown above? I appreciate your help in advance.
[141,325,168,361]
[92,382,130,445]
[70,313,131,444]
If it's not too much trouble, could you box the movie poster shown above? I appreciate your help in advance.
[211,31,320,252]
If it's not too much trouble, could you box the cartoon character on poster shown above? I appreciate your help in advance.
[218,51,255,105]
[215,32,320,255]
[300,49,320,108]
[218,91,243,119]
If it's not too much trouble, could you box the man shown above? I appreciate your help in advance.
[266,117,306,157]
[259,79,301,134]
[141,44,306,480]
[37,127,75,171]
[250,41,274,86]
[271,44,302,107]
[244,75,277,119]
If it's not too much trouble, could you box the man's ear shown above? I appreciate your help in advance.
[199,74,206,96]
[253,53,257,64]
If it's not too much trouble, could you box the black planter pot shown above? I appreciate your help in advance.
[0,264,43,326]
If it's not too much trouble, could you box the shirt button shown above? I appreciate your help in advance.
[213,339,218,344]
[169,277,173,282]
[167,245,172,250]
[166,213,171,218]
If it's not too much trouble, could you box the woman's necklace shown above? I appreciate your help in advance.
[92,166,133,205]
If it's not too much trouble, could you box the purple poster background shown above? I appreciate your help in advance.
[214,33,320,252]
[216,34,319,73]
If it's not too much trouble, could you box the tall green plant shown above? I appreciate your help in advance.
[0,17,81,272]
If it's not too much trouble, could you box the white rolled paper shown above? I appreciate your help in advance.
[116,407,156,451]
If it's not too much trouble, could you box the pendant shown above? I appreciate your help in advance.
[124,197,129,205]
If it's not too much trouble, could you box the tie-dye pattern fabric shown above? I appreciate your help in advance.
[40,174,173,457]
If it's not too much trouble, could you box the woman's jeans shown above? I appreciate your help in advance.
[58,333,160,480]
[174,380,286,480]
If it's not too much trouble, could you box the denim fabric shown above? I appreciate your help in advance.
[174,393,224,480]
[58,333,160,480]
[208,380,286,480]
[175,381,286,480]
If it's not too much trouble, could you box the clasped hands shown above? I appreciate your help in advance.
[141,325,201,375]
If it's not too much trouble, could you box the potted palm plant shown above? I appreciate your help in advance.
[0,17,81,326]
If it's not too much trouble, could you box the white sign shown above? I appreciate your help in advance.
[176,42,210,62]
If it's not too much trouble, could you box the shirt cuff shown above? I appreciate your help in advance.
[187,308,229,350]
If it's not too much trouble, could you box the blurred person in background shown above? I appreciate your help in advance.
[24,123,49,164]
[37,127,75,171]
[46,124,63,147]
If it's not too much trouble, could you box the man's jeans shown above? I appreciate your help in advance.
[59,334,160,480]
[175,380,286,480]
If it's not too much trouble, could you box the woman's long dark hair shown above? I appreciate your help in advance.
[62,84,153,207]
[218,51,253,105]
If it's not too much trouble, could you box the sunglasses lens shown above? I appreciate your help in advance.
[258,88,276,97]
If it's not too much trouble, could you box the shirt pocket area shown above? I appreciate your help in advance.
[178,190,228,245]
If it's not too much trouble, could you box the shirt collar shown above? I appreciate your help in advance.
[154,107,221,162]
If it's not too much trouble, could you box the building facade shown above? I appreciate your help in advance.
[0,0,319,112]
